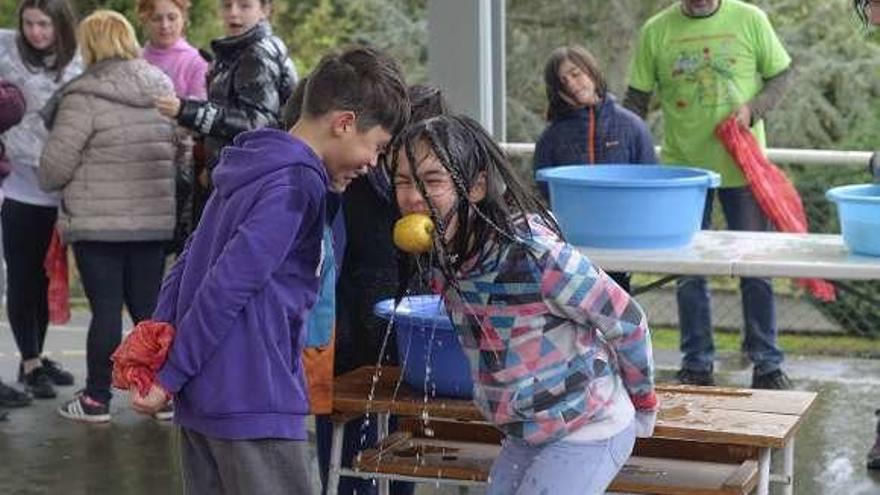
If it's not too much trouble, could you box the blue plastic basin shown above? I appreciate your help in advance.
[826,184,880,257]
[374,295,473,399]
[535,165,721,249]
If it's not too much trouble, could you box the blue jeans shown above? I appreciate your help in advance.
[676,187,784,376]
[486,422,636,495]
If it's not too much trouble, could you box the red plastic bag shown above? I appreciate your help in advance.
[111,320,175,396]
[44,228,70,324]
[716,117,836,302]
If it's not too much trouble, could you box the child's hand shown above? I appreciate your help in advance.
[634,410,657,438]
[155,95,182,119]
[131,383,170,415]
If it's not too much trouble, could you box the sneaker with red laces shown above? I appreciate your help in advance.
[58,393,110,423]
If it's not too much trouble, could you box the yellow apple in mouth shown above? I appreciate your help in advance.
[393,213,435,254]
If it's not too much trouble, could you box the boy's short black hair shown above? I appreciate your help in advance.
[303,45,410,135]
[281,75,308,130]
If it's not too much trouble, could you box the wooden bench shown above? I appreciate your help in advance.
[354,429,759,495]
[328,368,817,495]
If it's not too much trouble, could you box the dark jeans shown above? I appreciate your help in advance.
[73,241,166,403]
[2,199,57,361]
[676,187,783,375]
[316,415,415,495]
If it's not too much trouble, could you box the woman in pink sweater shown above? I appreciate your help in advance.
[137,0,207,257]
[136,0,207,100]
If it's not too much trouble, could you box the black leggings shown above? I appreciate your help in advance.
[73,241,166,403]
[2,199,57,361]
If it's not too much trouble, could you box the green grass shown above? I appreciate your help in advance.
[651,327,880,359]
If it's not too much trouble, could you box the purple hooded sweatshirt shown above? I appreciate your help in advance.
[155,128,328,440]
[143,38,208,99]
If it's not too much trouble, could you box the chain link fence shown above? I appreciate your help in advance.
[505,146,880,339]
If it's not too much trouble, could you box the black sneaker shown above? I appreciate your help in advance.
[24,367,57,399]
[869,410,880,470]
[41,358,74,386]
[58,394,110,424]
[18,358,74,386]
[0,381,31,407]
[751,369,793,390]
[675,368,715,386]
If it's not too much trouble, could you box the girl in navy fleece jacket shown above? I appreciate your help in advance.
[533,45,657,292]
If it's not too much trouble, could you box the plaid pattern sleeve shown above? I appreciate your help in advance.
[540,241,658,411]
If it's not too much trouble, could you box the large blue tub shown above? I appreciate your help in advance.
[374,295,473,399]
[826,184,880,257]
[535,165,721,249]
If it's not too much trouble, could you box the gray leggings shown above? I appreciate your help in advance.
[179,427,316,495]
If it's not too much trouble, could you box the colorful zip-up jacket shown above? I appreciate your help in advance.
[436,217,657,445]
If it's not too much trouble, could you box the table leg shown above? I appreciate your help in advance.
[782,439,795,495]
[757,448,771,495]
[327,420,346,495]
[378,412,390,495]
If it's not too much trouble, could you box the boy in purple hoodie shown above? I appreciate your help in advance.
[129,46,409,495]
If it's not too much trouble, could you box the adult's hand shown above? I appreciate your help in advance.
[732,105,752,129]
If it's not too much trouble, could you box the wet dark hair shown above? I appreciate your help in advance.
[390,114,561,287]
[855,0,872,27]
[303,45,410,136]
[16,0,78,82]
[409,84,449,123]
[543,45,607,121]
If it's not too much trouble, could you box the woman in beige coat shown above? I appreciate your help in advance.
[38,10,180,423]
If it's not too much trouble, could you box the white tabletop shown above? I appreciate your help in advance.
[578,231,880,280]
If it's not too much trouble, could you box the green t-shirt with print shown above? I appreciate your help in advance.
[627,0,791,187]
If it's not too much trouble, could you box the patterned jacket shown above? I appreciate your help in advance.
[436,217,657,445]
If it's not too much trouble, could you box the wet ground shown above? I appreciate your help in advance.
[2,313,880,494]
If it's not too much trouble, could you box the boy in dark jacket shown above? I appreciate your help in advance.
[131,46,409,495]
[156,0,298,225]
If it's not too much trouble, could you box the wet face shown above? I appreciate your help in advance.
[681,0,720,17]
[147,0,186,49]
[558,58,598,107]
[220,0,269,37]
[394,143,487,243]
[21,8,55,52]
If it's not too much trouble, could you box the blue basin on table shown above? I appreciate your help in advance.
[535,165,720,249]
[374,295,473,399]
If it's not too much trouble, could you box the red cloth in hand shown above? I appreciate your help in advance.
[111,320,175,397]
[715,117,836,302]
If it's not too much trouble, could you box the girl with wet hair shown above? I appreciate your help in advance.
[391,114,658,495]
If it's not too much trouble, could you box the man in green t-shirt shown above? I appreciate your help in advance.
[623,0,794,390]
[852,0,880,473]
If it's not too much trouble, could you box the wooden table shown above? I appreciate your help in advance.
[328,366,818,495]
